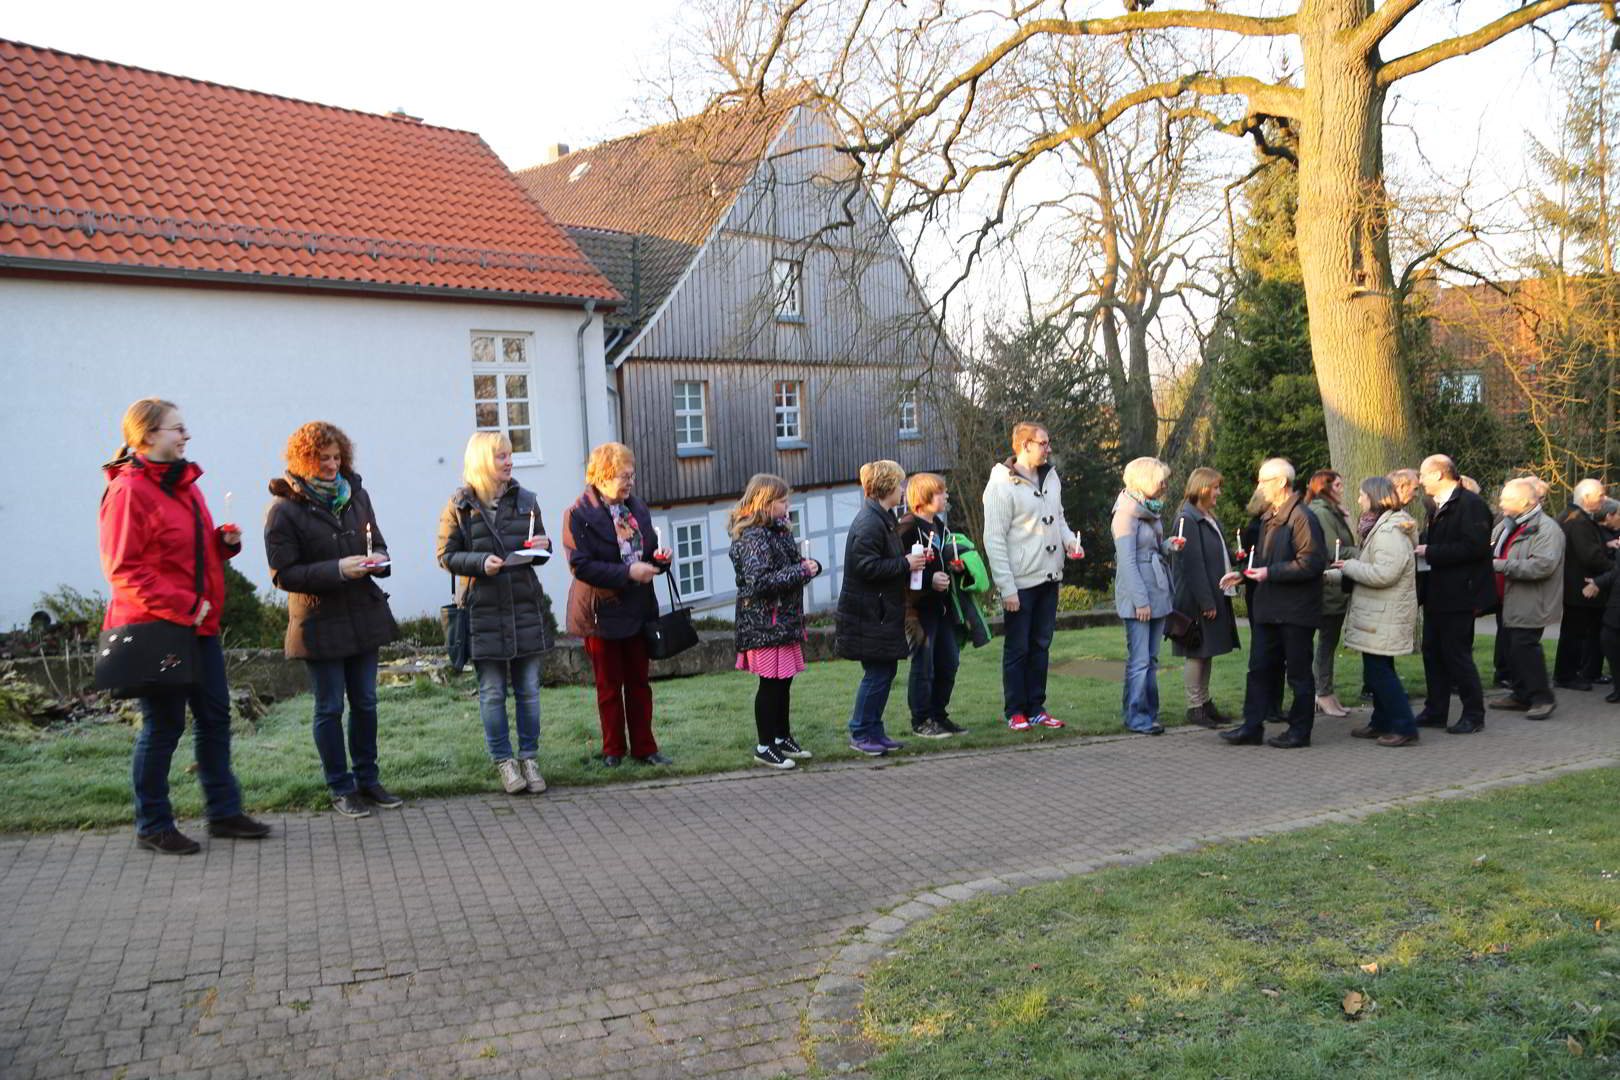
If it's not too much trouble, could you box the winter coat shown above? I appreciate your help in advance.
[834,498,912,662]
[1417,485,1495,614]
[901,516,991,650]
[264,472,399,660]
[730,522,816,651]
[1169,501,1240,659]
[1248,492,1326,628]
[980,460,1078,596]
[436,484,554,661]
[1492,508,1566,629]
[1110,491,1173,620]
[560,486,662,640]
[1330,509,1417,657]
[99,454,238,637]
[1590,559,1620,631]
[1559,505,1614,610]
[1307,497,1357,616]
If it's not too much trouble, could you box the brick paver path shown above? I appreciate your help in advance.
[2,694,1617,1080]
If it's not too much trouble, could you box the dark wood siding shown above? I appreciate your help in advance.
[623,360,950,506]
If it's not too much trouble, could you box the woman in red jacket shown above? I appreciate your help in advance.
[99,398,270,855]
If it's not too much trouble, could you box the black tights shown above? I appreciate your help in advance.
[754,676,794,746]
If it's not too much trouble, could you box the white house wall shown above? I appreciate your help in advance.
[0,278,609,630]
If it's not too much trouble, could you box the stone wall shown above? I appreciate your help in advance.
[1,610,1119,700]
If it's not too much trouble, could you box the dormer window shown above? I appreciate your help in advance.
[772,258,803,322]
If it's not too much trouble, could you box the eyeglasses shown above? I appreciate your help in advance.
[157,425,189,437]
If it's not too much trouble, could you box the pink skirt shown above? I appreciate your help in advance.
[735,643,807,679]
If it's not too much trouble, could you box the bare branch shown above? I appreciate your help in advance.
[1379,0,1599,87]
[1352,0,1426,56]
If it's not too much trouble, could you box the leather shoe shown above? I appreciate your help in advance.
[1376,732,1419,747]
[602,755,622,768]
[206,814,270,839]
[1554,678,1593,691]
[1185,705,1219,729]
[1605,690,1620,703]
[1350,725,1380,739]
[1488,697,1531,711]
[636,752,674,766]
[1218,725,1263,745]
[1413,712,1446,729]
[1446,719,1484,734]
[1266,729,1311,749]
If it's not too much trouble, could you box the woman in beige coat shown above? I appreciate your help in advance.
[1326,476,1420,746]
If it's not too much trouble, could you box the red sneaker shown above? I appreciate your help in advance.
[1032,711,1066,728]
[1006,713,1031,731]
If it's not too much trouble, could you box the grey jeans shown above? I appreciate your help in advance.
[1315,612,1345,696]
[1183,656,1212,707]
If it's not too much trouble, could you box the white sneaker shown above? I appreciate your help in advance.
[496,758,526,794]
[520,759,546,793]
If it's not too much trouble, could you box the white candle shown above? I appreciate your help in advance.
[952,531,960,560]
[1334,538,1341,562]
[223,491,233,522]
[1176,516,1185,540]
[365,523,373,558]
[1247,543,1256,571]
[654,526,663,551]
[528,509,535,541]
[799,539,810,559]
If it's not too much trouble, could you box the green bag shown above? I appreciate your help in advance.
[945,533,991,594]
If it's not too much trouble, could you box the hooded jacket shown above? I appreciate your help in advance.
[436,483,554,660]
[834,498,913,662]
[1111,490,1173,619]
[1331,509,1417,656]
[99,454,238,637]
[264,471,399,660]
[980,459,1078,596]
[730,521,816,651]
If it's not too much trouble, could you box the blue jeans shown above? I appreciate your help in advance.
[1121,617,1165,731]
[1362,653,1417,735]
[907,608,960,724]
[474,653,542,760]
[1002,580,1059,718]
[849,659,898,741]
[306,650,380,796]
[132,635,243,835]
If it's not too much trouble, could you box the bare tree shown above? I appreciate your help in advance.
[664,0,1609,484]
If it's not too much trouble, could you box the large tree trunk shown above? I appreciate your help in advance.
[1295,0,1420,482]
[1100,312,1158,459]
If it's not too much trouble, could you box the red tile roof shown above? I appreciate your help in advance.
[0,39,619,303]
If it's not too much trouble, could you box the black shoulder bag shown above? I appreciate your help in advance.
[643,570,700,660]
[441,507,473,672]
[93,493,204,699]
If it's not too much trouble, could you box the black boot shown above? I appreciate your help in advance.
[1185,704,1218,728]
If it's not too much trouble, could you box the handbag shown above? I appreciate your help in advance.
[442,574,471,672]
[93,492,203,699]
[643,571,700,660]
[1164,609,1204,651]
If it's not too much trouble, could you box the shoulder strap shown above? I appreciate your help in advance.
[189,492,205,611]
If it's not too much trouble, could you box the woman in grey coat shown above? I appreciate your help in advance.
[1170,468,1244,728]
[1113,457,1185,735]
[437,432,555,796]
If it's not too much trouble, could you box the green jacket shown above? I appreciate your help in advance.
[1309,497,1357,616]
[944,532,992,648]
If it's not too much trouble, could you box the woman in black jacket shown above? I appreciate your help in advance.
[560,442,674,768]
[436,432,555,796]
[1169,468,1243,728]
[729,474,821,769]
[836,460,928,756]
[265,421,401,819]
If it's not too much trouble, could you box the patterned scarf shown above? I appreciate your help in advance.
[609,501,642,565]
[293,471,351,515]
[1356,509,1381,544]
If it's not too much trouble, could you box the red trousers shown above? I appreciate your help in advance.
[583,634,658,758]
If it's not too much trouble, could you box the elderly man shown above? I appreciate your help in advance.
[1221,458,1326,749]
[1488,478,1566,720]
[983,421,1083,731]
[1412,454,1495,734]
[1554,479,1615,691]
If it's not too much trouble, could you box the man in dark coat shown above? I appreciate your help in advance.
[1221,458,1325,749]
[1412,454,1495,735]
[1554,479,1614,690]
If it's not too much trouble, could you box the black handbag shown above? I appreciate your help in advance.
[442,574,471,672]
[93,494,203,699]
[1164,609,1204,652]
[643,571,700,660]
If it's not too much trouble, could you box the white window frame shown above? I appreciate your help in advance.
[1438,370,1484,404]
[470,331,542,463]
[772,258,804,322]
[774,380,805,445]
[899,388,921,437]
[673,380,709,449]
[673,520,709,599]
[787,507,805,540]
